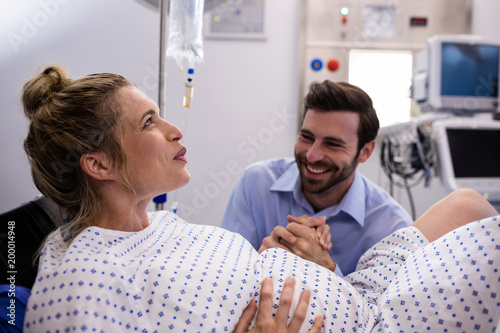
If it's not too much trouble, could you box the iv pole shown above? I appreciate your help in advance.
[158,0,168,120]
[153,0,169,210]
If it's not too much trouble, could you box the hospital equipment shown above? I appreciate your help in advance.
[379,33,500,215]
[413,34,500,114]
[166,0,204,71]
[379,112,500,217]
[410,34,500,201]
[183,67,195,108]
[433,116,500,201]
[379,116,438,219]
[166,0,204,108]
[138,0,227,112]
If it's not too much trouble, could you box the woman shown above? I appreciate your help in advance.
[22,65,500,332]
[22,65,322,333]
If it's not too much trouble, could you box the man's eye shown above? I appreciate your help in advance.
[326,142,341,147]
[144,117,152,127]
[300,134,313,141]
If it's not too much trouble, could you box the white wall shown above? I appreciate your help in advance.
[471,0,500,43]
[0,0,301,226]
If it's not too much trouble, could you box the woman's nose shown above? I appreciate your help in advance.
[163,120,183,142]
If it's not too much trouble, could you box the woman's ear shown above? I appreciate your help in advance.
[80,152,115,181]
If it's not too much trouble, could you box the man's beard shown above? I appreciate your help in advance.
[295,154,358,194]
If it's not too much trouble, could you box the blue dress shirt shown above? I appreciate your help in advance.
[220,158,412,275]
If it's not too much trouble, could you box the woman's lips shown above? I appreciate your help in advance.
[174,147,188,162]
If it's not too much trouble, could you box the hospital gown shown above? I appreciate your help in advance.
[24,211,500,332]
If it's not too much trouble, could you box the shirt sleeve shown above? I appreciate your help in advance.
[220,169,261,250]
[333,263,343,276]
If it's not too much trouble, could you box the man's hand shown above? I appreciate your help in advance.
[286,215,332,251]
[258,225,295,253]
[233,276,323,333]
[258,215,336,272]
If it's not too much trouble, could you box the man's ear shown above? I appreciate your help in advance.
[357,140,376,163]
[80,152,115,181]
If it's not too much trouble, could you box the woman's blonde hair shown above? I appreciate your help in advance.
[22,64,133,241]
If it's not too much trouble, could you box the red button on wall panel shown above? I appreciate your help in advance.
[327,59,339,72]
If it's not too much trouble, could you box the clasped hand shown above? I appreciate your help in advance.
[258,215,336,271]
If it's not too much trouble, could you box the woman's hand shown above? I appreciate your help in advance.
[233,276,323,333]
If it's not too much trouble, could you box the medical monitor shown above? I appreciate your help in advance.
[414,35,500,113]
[433,117,500,198]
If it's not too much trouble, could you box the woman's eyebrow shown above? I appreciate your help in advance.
[140,109,155,122]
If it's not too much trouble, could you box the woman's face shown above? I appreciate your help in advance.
[118,85,190,199]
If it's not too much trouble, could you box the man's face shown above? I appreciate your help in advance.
[294,109,361,195]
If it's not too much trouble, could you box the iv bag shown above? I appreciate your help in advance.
[167,0,205,70]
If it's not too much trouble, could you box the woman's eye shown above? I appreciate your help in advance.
[144,117,152,128]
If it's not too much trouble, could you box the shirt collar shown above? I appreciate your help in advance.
[270,163,365,226]
[270,162,299,192]
[337,170,366,226]
[270,163,313,213]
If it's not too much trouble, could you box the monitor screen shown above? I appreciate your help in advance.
[441,43,500,98]
[433,116,500,197]
[414,35,500,112]
[446,128,500,178]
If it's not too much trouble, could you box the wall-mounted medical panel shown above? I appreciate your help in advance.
[301,0,472,88]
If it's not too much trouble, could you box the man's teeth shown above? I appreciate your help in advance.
[306,165,328,174]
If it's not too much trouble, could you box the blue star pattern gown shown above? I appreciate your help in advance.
[24,211,500,332]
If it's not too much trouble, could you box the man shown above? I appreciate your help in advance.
[221,80,412,275]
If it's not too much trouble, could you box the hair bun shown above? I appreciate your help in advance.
[22,65,71,120]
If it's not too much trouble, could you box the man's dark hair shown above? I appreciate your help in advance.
[303,80,380,152]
